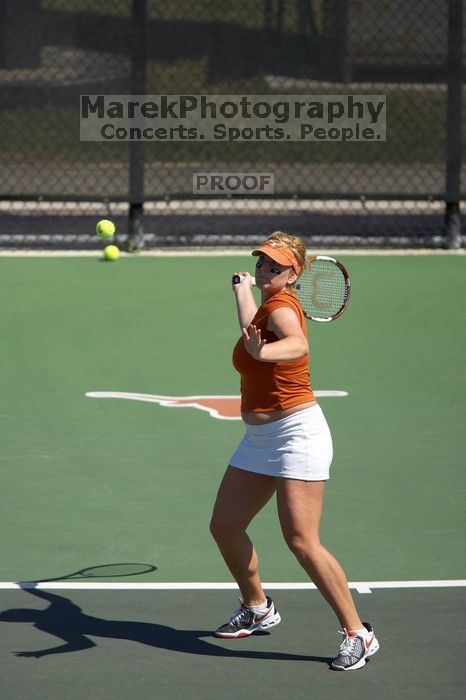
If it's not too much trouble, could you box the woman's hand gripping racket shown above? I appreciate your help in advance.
[232,255,350,322]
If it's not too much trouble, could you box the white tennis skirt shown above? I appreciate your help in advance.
[229,404,333,481]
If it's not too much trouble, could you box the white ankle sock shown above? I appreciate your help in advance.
[246,599,268,613]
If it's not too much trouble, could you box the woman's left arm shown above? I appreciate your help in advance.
[242,307,308,362]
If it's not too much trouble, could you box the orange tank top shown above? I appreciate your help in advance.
[232,290,315,413]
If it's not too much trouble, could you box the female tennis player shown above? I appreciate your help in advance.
[210,231,379,671]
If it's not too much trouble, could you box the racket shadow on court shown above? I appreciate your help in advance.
[1,566,332,666]
[16,563,159,586]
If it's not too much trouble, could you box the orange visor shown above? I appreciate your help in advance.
[252,241,301,275]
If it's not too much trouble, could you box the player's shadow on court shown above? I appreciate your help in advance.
[1,587,332,666]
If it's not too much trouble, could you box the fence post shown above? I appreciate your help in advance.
[127,0,147,252]
[0,0,41,68]
[334,0,350,82]
[445,0,463,249]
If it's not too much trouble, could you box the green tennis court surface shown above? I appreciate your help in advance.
[1,253,465,698]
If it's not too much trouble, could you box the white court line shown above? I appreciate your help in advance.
[1,580,465,594]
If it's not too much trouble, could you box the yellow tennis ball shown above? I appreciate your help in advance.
[103,244,120,261]
[96,219,115,239]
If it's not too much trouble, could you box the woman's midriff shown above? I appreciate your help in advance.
[241,399,318,425]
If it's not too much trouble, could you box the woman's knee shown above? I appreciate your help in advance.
[209,512,222,541]
[209,512,242,543]
[284,532,320,563]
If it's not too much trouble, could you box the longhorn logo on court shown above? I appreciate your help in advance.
[85,391,348,420]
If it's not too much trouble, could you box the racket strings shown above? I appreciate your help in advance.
[297,261,348,318]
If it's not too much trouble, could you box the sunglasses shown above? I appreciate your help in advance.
[255,255,284,275]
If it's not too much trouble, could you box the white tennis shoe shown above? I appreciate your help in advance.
[214,596,281,638]
[331,622,379,670]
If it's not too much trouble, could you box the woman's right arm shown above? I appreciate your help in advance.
[232,272,258,330]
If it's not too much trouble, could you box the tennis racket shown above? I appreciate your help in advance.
[232,255,350,322]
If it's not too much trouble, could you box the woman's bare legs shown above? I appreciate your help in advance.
[276,479,363,630]
[210,466,276,606]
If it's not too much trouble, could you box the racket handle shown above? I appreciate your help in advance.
[232,275,256,286]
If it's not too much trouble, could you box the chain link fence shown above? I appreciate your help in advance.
[0,0,464,248]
